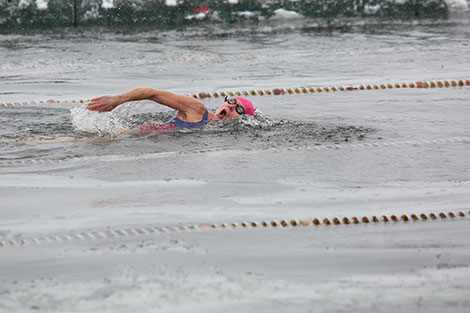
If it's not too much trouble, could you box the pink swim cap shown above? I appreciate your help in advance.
[234,97,255,116]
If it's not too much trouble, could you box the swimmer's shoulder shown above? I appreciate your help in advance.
[176,95,209,122]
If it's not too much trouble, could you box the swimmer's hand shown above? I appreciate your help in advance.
[86,95,122,112]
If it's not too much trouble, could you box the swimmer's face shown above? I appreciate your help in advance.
[213,98,242,120]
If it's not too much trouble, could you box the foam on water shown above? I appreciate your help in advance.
[70,104,132,136]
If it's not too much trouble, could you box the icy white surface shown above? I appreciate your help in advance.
[82,5,100,20]
[238,11,256,17]
[271,9,303,20]
[185,13,207,20]
[165,0,177,7]
[445,0,468,10]
[1,221,470,313]
[102,0,114,9]
[36,0,48,10]
[0,174,205,189]
[17,0,31,9]
[364,4,381,15]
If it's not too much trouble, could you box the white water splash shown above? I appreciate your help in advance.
[70,104,131,136]
[238,109,274,128]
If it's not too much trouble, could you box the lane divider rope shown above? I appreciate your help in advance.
[1,136,468,167]
[2,44,468,72]
[0,98,90,108]
[1,78,469,107]
[0,210,468,248]
[188,78,470,99]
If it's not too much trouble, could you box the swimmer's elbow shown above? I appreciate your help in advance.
[141,87,160,99]
[135,87,174,105]
[149,89,204,113]
[147,88,166,102]
[118,86,160,103]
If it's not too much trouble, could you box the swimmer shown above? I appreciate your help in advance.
[86,87,255,132]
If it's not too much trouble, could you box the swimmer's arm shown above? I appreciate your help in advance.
[86,87,204,115]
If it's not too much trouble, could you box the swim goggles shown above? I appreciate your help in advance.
[225,96,245,115]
